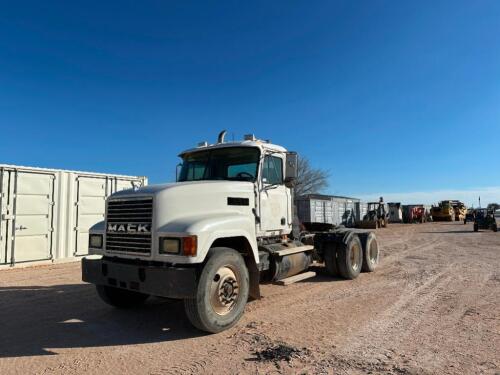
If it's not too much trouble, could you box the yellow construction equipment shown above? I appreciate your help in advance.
[358,198,388,229]
[430,200,455,221]
[451,201,467,221]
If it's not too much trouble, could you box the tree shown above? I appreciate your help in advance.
[294,156,330,197]
[487,203,499,211]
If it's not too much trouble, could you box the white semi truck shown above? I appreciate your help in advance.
[82,131,380,333]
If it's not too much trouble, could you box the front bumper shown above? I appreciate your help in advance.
[82,256,197,299]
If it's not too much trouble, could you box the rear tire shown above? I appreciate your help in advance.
[337,235,363,280]
[184,247,249,333]
[493,224,498,232]
[96,285,149,308]
[324,242,339,276]
[359,232,379,272]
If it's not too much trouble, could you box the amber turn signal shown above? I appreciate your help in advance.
[182,236,197,256]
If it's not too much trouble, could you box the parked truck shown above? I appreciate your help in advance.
[81,132,380,333]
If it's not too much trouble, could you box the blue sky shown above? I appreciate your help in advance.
[0,1,499,205]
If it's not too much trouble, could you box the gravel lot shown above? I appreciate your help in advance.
[0,222,499,375]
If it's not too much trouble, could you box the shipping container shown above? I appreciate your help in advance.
[0,165,147,267]
[387,203,403,223]
[296,194,361,227]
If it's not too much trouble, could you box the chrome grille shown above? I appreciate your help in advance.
[106,197,153,254]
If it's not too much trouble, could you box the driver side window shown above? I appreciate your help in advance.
[262,156,283,185]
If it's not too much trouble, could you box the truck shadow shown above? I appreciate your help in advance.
[422,230,474,234]
[0,284,204,358]
[297,265,345,283]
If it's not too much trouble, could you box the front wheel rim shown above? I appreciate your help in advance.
[210,265,240,316]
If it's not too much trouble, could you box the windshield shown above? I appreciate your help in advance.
[178,147,260,182]
[476,209,487,217]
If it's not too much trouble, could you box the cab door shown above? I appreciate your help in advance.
[258,155,291,235]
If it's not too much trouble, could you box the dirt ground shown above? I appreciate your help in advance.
[0,222,499,375]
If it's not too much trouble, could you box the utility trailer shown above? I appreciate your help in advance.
[82,132,379,333]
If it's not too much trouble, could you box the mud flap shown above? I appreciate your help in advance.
[245,257,261,300]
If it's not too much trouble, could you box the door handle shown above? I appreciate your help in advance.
[15,225,28,231]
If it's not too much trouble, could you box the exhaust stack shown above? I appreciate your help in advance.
[217,130,227,144]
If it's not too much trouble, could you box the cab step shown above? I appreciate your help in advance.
[275,271,317,286]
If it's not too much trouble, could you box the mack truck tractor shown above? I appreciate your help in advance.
[82,132,380,333]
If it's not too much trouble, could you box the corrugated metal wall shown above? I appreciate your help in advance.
[296,195,361,227]
[0,165,147,266]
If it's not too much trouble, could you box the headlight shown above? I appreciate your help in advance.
[89,234,103,249]
[159,238,181,254]
[159,236,197,256]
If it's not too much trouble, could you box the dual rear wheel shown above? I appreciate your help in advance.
[324,232,379,279]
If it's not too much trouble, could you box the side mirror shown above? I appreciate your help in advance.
[175,163,182,182]
[284,152,298,188]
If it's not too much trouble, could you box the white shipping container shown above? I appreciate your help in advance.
[0,164,147,267]
[387,203,403,223]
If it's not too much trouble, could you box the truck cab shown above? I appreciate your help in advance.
[82,132,379,333]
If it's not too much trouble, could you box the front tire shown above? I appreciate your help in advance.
[184,247,249,333]
[96,285,149,308]
[474,223,479,232]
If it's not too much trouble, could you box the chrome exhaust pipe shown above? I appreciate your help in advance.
[217,130,227,143]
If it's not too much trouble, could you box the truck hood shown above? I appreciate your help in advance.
[110,180,255,198]
[109,180,256,233]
